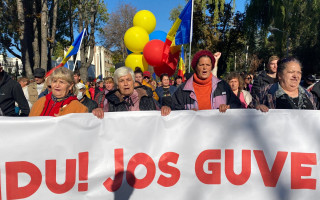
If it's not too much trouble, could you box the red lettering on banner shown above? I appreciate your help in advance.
[78,152,89,191]
[157,152,180,187]
[291,152,317,190]
[126,153,156,189]
[6,161,42,200]
[225,150,251,185]
[254,150,288,187]
[103,149,124,192]
[4,152,88,199]
[45,159,76,194]
[195,150,221,184]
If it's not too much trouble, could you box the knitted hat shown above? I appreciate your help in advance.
[191,50,216,71]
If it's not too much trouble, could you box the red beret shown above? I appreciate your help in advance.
[191,50,216,71]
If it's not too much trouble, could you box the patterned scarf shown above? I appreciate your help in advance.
[40,92,78,116]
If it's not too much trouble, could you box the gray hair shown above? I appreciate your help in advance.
[277,57,302,77]
[114,66,135,85]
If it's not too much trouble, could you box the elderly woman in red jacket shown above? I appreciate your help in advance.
[29,67,87,116]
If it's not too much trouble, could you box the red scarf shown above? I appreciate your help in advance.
[40,92,78,116]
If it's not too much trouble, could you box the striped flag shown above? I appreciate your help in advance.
[178,45,186,81]
[162,0,192,68]
[46,29,87,77]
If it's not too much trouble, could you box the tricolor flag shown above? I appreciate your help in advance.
[178,45,186,81]
[46,29,87,77]
[162,0,192,67]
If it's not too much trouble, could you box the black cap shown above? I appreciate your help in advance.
[306,74,316,82]
[34,68,45,78]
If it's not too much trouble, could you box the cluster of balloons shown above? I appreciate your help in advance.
[124,10,179,77]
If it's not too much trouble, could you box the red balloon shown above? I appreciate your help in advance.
[143,39,165,67]
[153,63,176,77]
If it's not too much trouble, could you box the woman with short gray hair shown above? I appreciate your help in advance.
[92,66,171,118]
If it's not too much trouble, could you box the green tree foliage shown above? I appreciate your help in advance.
[0,0,20,58]
[245,0,320,74]
[76,0,108,83]
[169,0,247,75]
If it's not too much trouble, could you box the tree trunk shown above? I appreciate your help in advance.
[40,0,48,71]
[48,0,59,70]
[32,0,40,70]
[81,0,98,83]
[17,0,33,78]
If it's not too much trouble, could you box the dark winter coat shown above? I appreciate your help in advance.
[0,71,30,116]
[251,71,277,98]
[81,95,98,112]
[105,85,159,112]
[155,86,177,106]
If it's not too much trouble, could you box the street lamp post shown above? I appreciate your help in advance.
[15,59,19,79]
[268,26,289,57]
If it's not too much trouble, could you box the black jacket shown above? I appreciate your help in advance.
[251,71,277,98]
[81,95,98,112]
[106,85,158,112]
[0,71,30,116]
[311,81,320,109]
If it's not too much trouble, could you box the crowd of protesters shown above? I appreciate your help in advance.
[1,49,320,118]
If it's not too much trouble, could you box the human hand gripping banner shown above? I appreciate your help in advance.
[1,110,320,199]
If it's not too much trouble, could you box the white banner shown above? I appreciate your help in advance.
[1,110,320,200]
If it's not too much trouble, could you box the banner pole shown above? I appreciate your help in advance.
[188,0,194,73]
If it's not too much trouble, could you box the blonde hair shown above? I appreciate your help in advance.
[268,55,279,64]
[50,67,77,95]
[104,77,114,84]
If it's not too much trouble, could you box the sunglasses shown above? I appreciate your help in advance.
[245,77,252,80]
[144,77,150,79]
[48,85,52,89]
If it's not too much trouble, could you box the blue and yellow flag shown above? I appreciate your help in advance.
[46,29,87,77]
[62,29,87,66]
[162,0,192,66]
[175,1,192,45]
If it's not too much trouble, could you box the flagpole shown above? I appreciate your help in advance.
[73,28,87,72]
[188,0,194,73]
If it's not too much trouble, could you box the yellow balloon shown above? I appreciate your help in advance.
[125,53,149,72]
[133,10,156,34]
[124,26,149,53]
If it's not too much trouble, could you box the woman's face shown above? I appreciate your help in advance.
[51,78,73,98]
[196,57,212,80]
[278,61,302,91]
[135,73,143,83]
[118,74,134,96]
[105,81,114,91]
[161,76,170,87]
[228,78,239,92]
[244,76,252,84]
